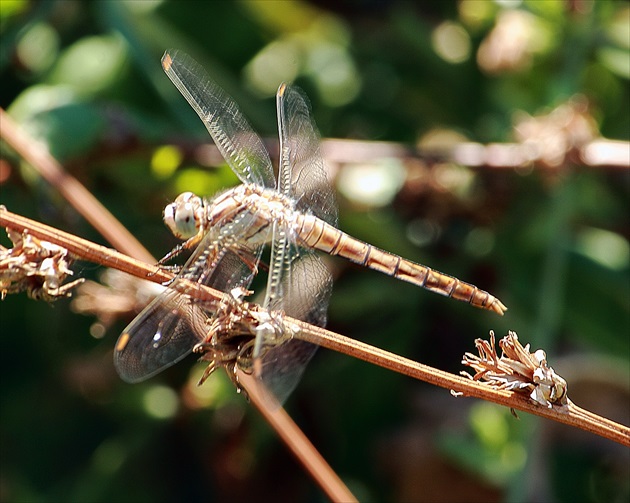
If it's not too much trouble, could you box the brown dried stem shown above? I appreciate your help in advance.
[238,372,357,503]
[0,108,154,263]
[321,138,630,170]
[2,207,628,448]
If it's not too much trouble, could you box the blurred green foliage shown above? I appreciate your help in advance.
[1,1,628,502]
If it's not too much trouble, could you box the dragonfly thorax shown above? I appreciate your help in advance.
[205,184,297,245]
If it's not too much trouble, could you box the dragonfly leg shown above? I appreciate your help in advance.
[223,360,250,400]
[231,245,266,274]
[145,264,182,284]
[146,232,206,283]
[236,339,256,373]
[197,359,218,386]
[196,343,242,385]
[157,232,203,265]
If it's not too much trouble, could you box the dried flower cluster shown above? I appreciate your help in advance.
[0,226,84,301]
[195,286,299,389]
[461,330,568,409]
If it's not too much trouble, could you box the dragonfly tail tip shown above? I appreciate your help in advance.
[492,299,508,315]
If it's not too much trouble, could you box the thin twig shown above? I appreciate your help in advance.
[0,107,154,263]
[321,138,630,170]
[2,207,628,448]
[238,372,358,503]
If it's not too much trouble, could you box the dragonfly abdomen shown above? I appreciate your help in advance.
[295,214,506,315]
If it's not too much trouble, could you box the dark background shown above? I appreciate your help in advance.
[1,1,628,502]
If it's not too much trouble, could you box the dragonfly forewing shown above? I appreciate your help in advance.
[162,50,275,188]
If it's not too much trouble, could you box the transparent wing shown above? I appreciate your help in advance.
[259,252,333,404]
[162,50,276,188]
[113,289,207,383]
[114,229,264,383]
[276,83,338,226]
[264,83,338,309]
[117,51,279,383]
[255,83,337,402]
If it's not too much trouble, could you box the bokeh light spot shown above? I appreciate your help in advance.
[17,22,60,74]
[337,160,406,207]
[143,385,179,419]
[577,227,629,270]
[432,21,471,64]
[151,145,183,179]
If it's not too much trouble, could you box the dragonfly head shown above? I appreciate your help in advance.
[164,192,204,239]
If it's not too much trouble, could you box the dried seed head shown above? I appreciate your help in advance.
[1,228,84,302]
[461,330,568,409]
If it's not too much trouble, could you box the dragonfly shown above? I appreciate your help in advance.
[114,50,506,402]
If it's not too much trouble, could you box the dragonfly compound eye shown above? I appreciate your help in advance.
[163,191,203,239]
